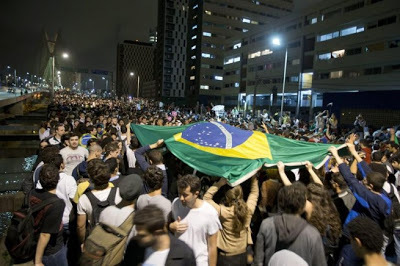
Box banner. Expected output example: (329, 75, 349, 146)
(131, 122, 345, 186)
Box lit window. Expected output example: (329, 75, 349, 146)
(214, 76, 223, 81)
(200, 85, 209, 90)
(224, 56, 240, 65)
(233, 43, 242, 49)
(248, 51, 260, 59)
(248, 49, 272, 59)
(190, 76, 195, 80)
(356, 26, 364, 33)
(243, 29, 249, 32)
(261, 49, 273, 56)
(290, 76, 299, 82)
(311, 18, 317, 24)
(251, 20, 259, 25)
(234, 82, 240, 87)
(318, 53, 331, 60)
(191, 55, 196, 59)
(319, 31, 339, 42)
(191, 35, 197, 40)
(330, 71, 343, 79)
(193, 4, 198, 9)
(242, 18, 251, 23)
(341, 27, 357, 36)
(202, 53, 211, 58)
(192, 25, 198, 30)
(191, 45, 196, 50)
(205, 10, 212, 15)
(191, 66, 196, 70)
(332, 49, 345, 58)
(203, 32, 212, 37)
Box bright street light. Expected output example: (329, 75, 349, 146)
(272, 37, 288, 120)
(89, 79, 92, 82)
(272, 38, 281, 46)
(62, 53, 69, 59)
(130, 72, 134, 76)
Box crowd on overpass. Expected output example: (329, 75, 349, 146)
(6, 91, 400, 266)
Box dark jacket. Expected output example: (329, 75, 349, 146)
(339, 161, 391, 229)
(134, 145, 168, 197)
(123, 234, 196, 266)
(254, 214, 327, 266)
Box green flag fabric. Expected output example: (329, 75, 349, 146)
(131, 122, 345, 186)
(131, 124, 192, 146)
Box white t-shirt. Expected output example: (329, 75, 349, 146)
(136, 194, 171, 221)
(171, 199, 221, 266)
(60, 146, 88, 175)
(77, 187, 122, 223)
(124, 141, 137, 168)
(56, 172, 77, 225)
(143, 248, 170, 266)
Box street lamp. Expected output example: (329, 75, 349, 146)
(129, 72, 140, 98)
(102, 77, 108, 93)
(51, 52, 69, 100)
(272, 37, 288, 119)
(89, 79, 95, 91)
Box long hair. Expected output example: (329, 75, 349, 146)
(306, 183, 342, 244)
(224, 185, 249, 234)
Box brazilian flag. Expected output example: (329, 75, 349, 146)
(132, 122, 345, 186)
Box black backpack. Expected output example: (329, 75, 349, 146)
(85, 187, 117, 231)
(5, 194, 59, 263)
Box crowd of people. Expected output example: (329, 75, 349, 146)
(7, 91, 400, 266)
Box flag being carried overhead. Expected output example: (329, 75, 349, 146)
(131, 122, 344, 186)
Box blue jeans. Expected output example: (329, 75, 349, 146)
(42, 244, 67, 266)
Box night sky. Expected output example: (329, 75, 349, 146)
(0, 0, 320, 77)
(0, 0, 158, 76)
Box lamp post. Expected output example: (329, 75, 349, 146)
(130, 72, 140, 98)
(102, 77, 108, 93)
(272, 38, 288, 119)
(50, 52, 69, 100)
(89, 79, 95, 91)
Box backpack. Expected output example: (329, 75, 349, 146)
(85, 187, 117, 231)
(80, 212, 134, 266)
(5, 194, 59, 263)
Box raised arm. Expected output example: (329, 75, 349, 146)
(277, 161, 292, 186)
(246, 176, 260, 215)
(134, 139, 164, 171)
(204, 178, 226, 214)
(305, 161, 323, 185)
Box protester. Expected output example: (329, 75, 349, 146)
(136, 165, 172, 221)
(135, 139, 168, 197)
(254, 182, 327, 265)
(170, 174, 221, 266)
(203, 176, 259, 265)
(123, 205, 196, 265)
(32, 164, 67, 266)
(76, 159, 122, 244)
(59, 132, 88, 176)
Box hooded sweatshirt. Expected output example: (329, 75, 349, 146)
(254, 214, 327, 266)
